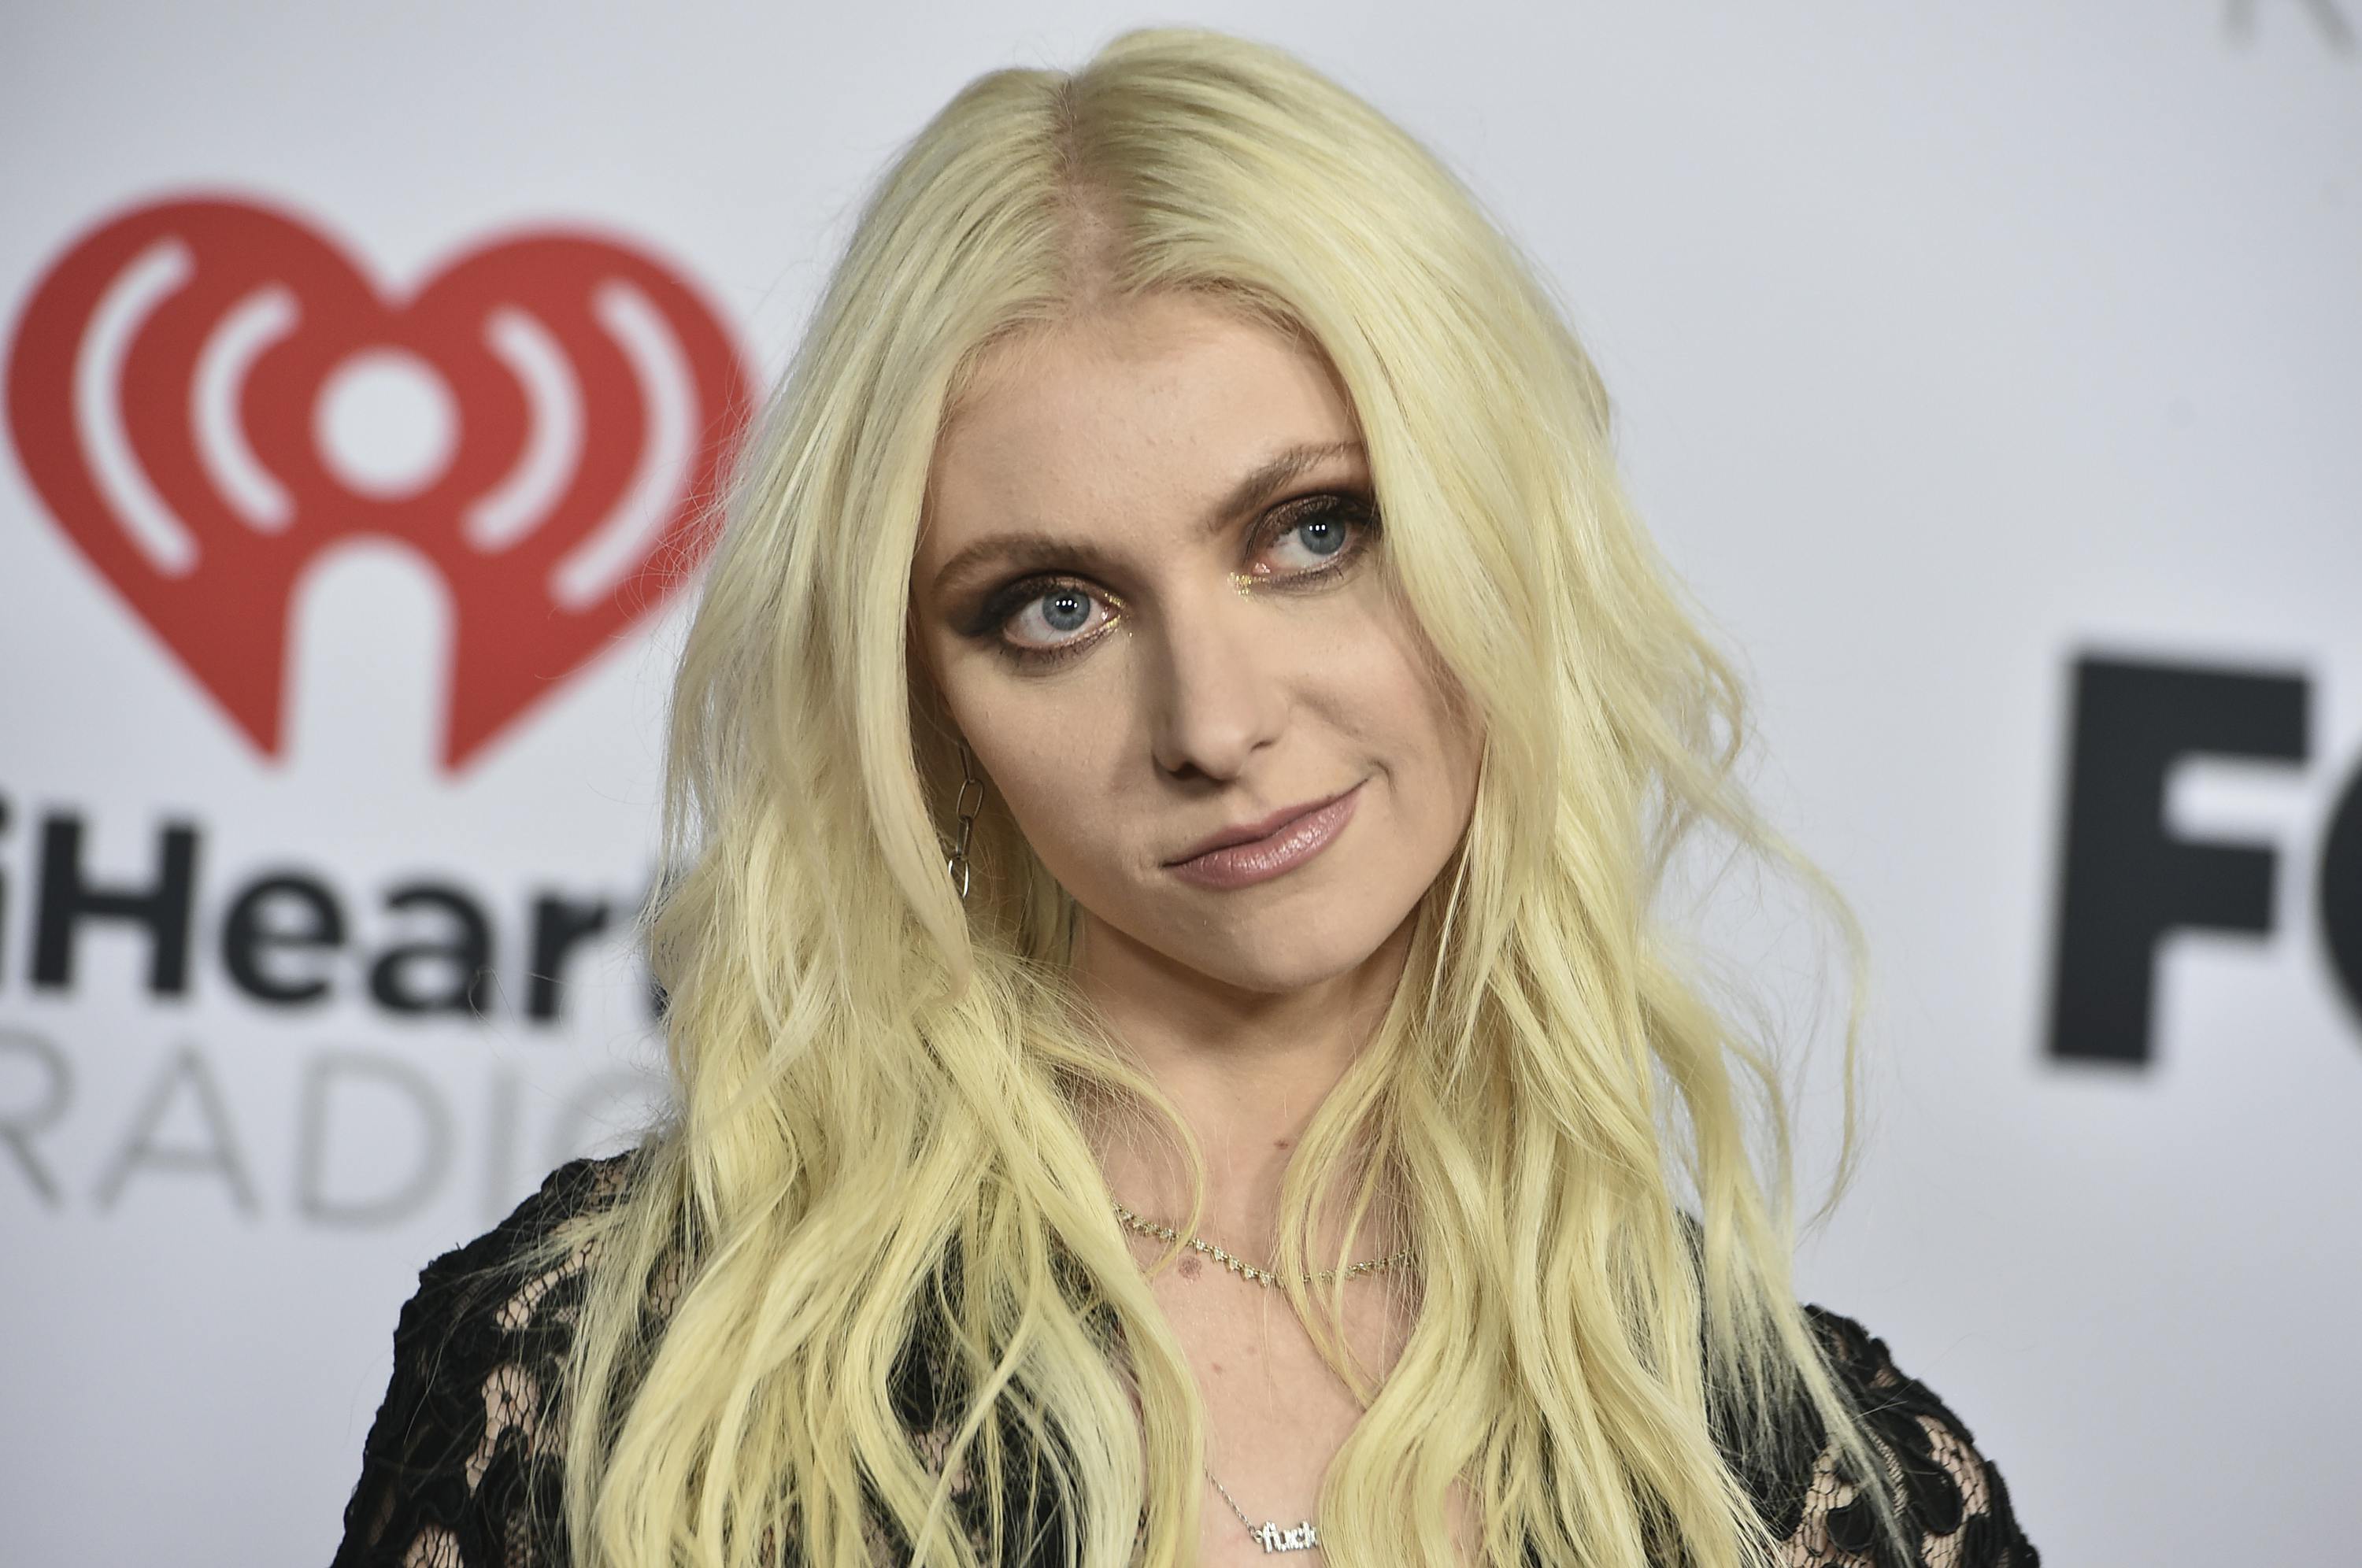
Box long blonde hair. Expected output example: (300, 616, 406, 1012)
(515, 25, 1911, 1568)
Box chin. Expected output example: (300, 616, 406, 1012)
(1181, 919, 1398, 993)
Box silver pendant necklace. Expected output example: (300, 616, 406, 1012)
(1109, 1198, 1414, 1289)
(1110, 1199, 1411, 1555)
(1205, 1465, 1322, 1554)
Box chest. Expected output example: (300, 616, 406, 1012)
(1138, 1256, 1479, 1566)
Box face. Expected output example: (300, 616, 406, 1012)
(908, 291, 1482, 1000)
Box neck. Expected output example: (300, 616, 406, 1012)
(1071, 908, 1416, 1263)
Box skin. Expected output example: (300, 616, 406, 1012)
(907, 290, 1483, 1562)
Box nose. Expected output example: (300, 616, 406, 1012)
(1146, 579, 1289, 782)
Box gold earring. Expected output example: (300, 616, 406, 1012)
(946, 742, 983, 901)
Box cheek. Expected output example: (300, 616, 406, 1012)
(961, 693, 1135, 867)
(1355, 616, 1464, 752)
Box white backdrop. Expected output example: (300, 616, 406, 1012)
(4, 5, 2356, 1564)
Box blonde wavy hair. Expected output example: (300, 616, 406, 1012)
(512, 24, 1912, 1568)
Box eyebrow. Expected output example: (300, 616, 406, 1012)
(925, 438, 1368, 603)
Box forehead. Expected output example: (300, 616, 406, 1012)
(921, 295, 1360, 552)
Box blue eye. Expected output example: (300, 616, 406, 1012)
(1275, 510, 1349, 563)
(979, 493, 1381, 671)
(1225, 494, 1378, 590)
(1003, 584, 1101, 649)
(1038, 588, 1092, 634)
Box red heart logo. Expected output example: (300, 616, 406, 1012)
(6, 194, 756, 772)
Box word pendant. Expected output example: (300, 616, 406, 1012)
(1252, 1521, 1321, 1553)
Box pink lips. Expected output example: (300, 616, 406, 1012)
(1164, 780, 1364, 889)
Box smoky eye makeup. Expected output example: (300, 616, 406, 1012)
(955, 487, 1383, 670)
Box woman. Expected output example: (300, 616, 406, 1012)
(331, 27, 2037, 1568)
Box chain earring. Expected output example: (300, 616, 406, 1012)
(945, 741, 983, 901)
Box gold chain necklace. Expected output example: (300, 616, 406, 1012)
(1108, 1198, 1414, 1288)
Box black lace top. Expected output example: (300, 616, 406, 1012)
(329, 1154, 2039, 1568)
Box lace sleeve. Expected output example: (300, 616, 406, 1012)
(328, 1158, 1017, 1568)
(1768, 1305, 2040, 1568)
(329, 1153, 635, 1568)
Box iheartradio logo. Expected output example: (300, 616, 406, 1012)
(5, 194, 757, 771)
